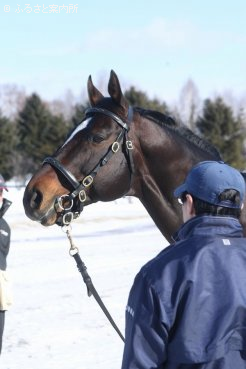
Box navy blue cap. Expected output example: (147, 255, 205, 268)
(174, 161, 245, 208)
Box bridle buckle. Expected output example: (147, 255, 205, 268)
(126, 140, 133, 150)
(82, 175, 93, 187)
(79, 190, 87, 202)
(62, 211, 74, 225)
(112, 141, 120, 153)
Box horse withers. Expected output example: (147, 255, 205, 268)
(23, 70, 246, 242)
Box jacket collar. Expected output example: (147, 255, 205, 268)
(173, 215, 243, 242)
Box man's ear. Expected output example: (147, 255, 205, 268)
(186, 194, 196, 217)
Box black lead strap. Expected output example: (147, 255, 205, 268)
(65, 226, 125, 343)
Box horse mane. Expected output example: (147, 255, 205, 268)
(135, 107, 222, 160)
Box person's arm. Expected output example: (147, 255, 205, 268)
(0, 216, 12, 311)
(0, 198, 12, 218)
(121, 271, 169, 369)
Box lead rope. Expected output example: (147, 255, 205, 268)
(63, 225, 125, 343)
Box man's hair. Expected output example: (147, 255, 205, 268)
(192, 189, 242, 218)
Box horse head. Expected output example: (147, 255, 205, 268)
(23, 71, 137, 226)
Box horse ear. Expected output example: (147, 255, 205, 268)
(87, 75, 104, 106)
(108, 70, 128, 110)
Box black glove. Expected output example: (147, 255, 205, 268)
(0, 198, 12, 218)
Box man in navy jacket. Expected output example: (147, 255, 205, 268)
(121, 161, 246, 369)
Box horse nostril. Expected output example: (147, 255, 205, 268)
(30, 189, 43, 210)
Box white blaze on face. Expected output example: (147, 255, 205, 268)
(62, 118, 91, 147)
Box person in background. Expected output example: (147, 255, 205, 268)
(121, 161, 246, 369)
(0, 174, 12, 354)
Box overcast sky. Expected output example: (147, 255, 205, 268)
(1, 1, 246, 104)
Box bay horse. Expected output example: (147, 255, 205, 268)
(23, 70, 246, 242)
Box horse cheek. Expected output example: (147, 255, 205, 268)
(93, 161, 130, 201)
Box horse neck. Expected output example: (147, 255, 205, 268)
(129, 115, 218, 242)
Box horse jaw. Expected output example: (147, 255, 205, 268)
(108, 70, 128, 111)
(87, 75, 104, 106)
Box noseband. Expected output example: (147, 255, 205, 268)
(43, 106, 134, 226)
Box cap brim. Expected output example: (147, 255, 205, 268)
(173, 183, 187, 198)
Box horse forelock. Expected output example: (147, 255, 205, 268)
(136, 107, 222, 160)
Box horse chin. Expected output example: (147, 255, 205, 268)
(39, 208, 58, 226)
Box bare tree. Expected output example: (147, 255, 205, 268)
(47, 88, 76, 122)
(178, 79, 201, 131)
(238, 94, 246, 127)
(0, 84, 26, 119)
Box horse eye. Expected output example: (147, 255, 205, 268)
(89, 134, 105, 143)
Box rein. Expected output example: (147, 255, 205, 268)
(64, 225, 125, 342)
(43, 106, 134, 226)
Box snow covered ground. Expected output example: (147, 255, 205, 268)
(1, 188, 167, 369)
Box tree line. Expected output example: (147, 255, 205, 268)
(0, 85, 245, 181)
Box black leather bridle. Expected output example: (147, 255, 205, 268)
(43, 106, 134, 226)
